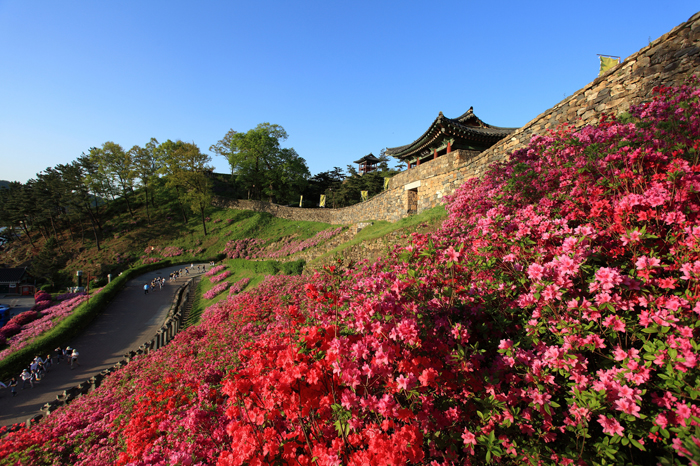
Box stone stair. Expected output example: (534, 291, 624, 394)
(181, 276, 199, 326)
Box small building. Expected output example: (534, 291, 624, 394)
(0, 268, 34, 296)
(353, 153, 381, 175)
(386, 107, 516, 169)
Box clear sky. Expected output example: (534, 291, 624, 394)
(1, 1, 698, 183)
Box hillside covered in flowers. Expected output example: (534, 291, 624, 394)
(1, 81, 700, 465)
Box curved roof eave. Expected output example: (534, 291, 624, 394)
(386, 110, 517, 160)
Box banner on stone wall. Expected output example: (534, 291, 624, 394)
(598, 55, 620, 76)
(361, 191, 368, 202)
(319, 195, 326, 208)
(384, 177, 390, 190)
(299, 195, 303, 207)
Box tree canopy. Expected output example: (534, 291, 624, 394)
(212, 123, 310, 204)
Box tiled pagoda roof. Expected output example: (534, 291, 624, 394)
(353, 153, 381, 164)
(386, 107, 517, 161)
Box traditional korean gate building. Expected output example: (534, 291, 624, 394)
(385, 107, 516, 215)
(0, 267, 34, 295)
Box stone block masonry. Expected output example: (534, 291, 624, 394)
(215, 11, 700, 226)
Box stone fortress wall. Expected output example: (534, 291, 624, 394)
(216, 12, 700, 225)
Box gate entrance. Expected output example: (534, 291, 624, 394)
(407, 188, 418, 215)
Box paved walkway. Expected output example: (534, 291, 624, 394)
(0, 264, 207, 426)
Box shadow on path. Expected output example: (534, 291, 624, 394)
(0, 264, 206, 426)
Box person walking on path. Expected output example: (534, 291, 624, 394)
(144, 283, 149, 295)
(54, 346, 63, 364)
(20, 369, 33, 389)
(70, 349, 81, 369)
(9, 378, 17, 397)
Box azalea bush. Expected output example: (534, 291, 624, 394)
(1, 81, 699, 465)
(203, 281, 231, 300)
(210, 271, 232, 284)
(160, 246, 184, 258)
(228, 277, 251, 296)
(0, 295, 90, 363)
(205, 265, 227, 277)
(222, 227, 344, 260)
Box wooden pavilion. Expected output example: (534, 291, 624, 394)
(386, 107, 516, 169)
(354, 153, 381, 175)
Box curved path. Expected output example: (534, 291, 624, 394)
(0, 264, 206, 427)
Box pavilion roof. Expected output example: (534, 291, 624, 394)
(385, 107, 517, 160)
(0, 268, 27, 284)
(353, 153, 382, 164)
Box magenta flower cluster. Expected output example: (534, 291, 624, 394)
(223, 227, 343, 260)
(228, 277, 251, 296)
(160, 246, 184, 258)
(203, 281, 231, 299)
(0, 294, 90, 362)
(210, 270, 231, 284)
(204, 265, 227, 277)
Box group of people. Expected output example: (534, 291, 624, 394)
(1, 347, 80, 397)
(144, 276, 165, 294)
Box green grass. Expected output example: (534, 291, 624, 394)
(136, 208, 337, 268)
(184, 258, 306, 327)
(308, 205, 447, 268)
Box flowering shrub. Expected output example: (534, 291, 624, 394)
(160, 246, 184, 258)
(203, 281, 231, 300)
(34, 291, 51, 302)
(1, 82, 699, 465)
(0, 294, 91, 362)
(55, 292, 86, 301)
(7, 311, 38, 327)
(204, 265, 227, 277)
(228, 277, 251, 296)
(210, 271, 231, 284)
(141, 257, 160, 265)
(30, 301, 52, 313)
(0, 323, 20, 339)
(223, 228, 344, 260)
(223, 238, 266, 259)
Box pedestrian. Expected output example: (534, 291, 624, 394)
(71, 348, 80, 369)
(54, 346, 63, 364)
(30, 359, 39, 380)
(9, 378, 17, 396)
(45, 354, 52, 370)
(20, 369, 33, 389)
(63, 346, 71, 361)
(144, 283, 149, 295)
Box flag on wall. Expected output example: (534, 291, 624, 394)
(384, 177, 390, 190)
(299, 195, 303, 207)
(599, 55, 620, 76)
(319, 195, 326, 208)
(361, 191, 368, 202)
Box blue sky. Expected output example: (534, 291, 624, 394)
(1, 1, 698, 183)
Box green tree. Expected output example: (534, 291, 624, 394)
(214, 123, 310, 202)
(130, 139, 162, 224)
(29, 237, 66, 289)
(92, 142, 137, 218)
(161, 141, 213, 234)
